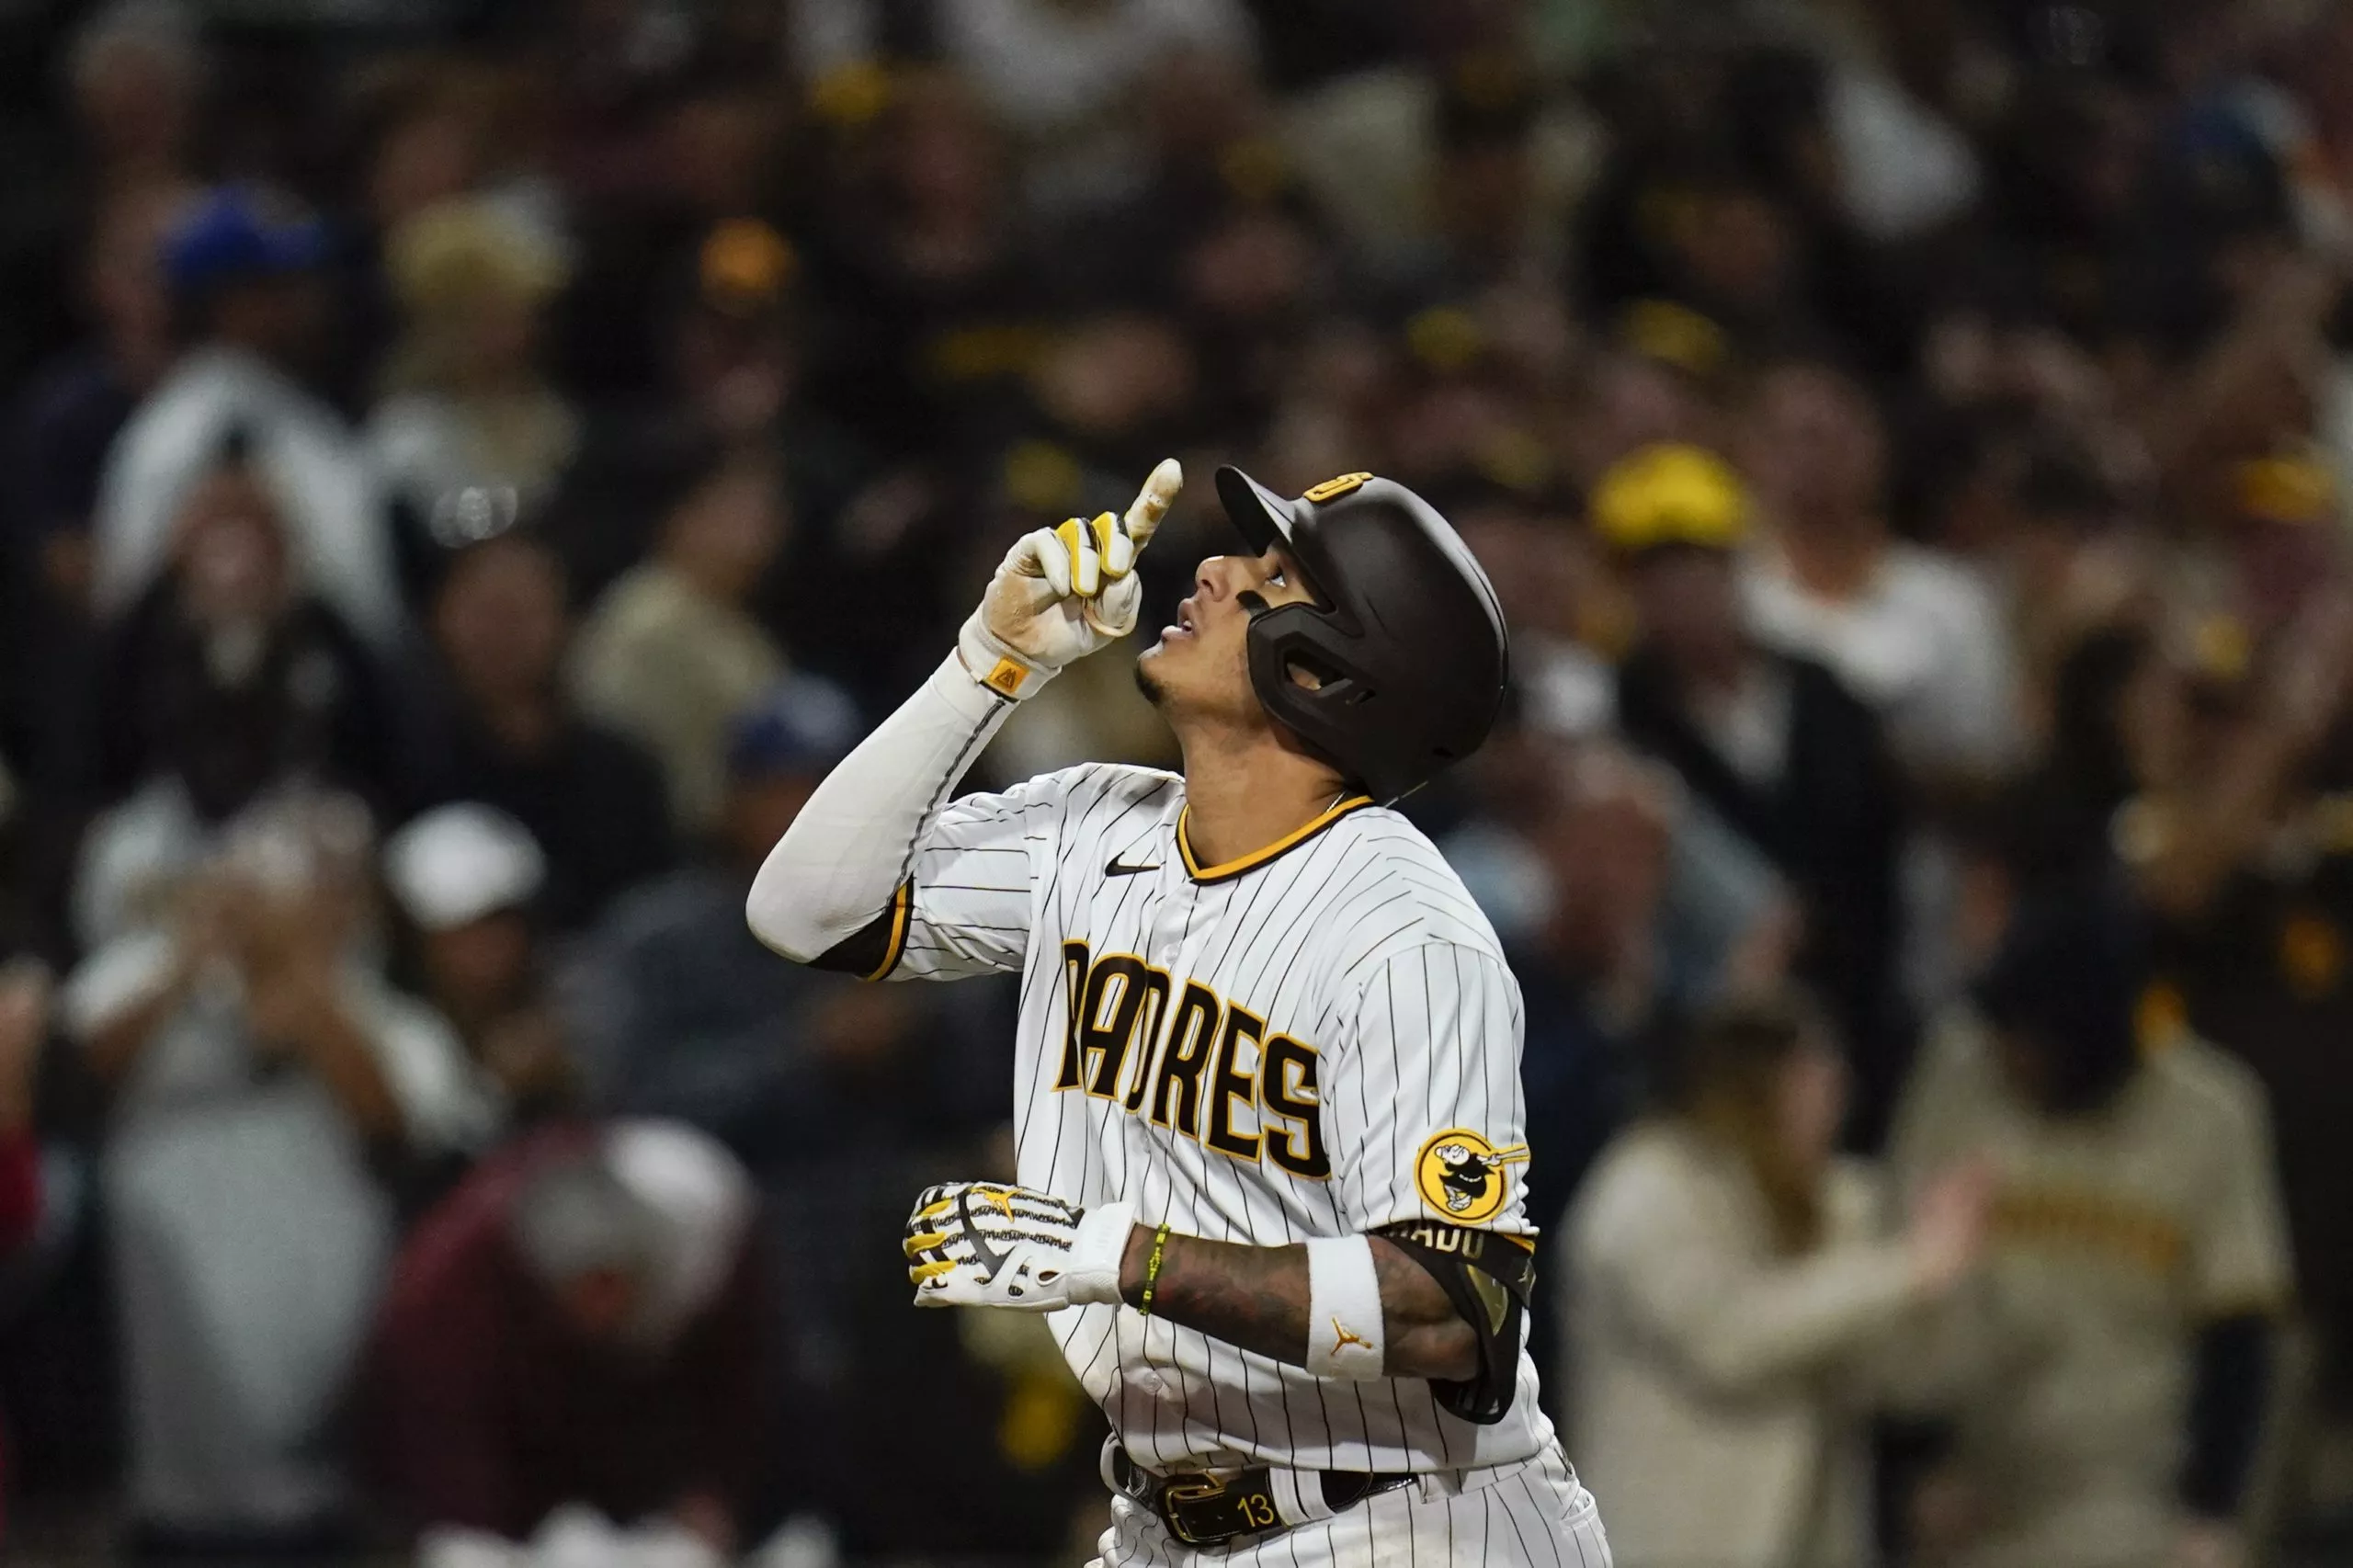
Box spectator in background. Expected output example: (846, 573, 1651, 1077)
(550, 220, 864, 646)
(935, 0, 1256, 212)
(571, 449, 790, 835)
(1596, 442, 1913, 1146)
(368, 198, 579, 600)
(1739, 358, 2023, 788)
(1507, 739, 1669, 1228)
(1393, 52, 1558, 306)
(2110, 591, 2353, 1437)
(566, 674, 863, 1139)
(1889, 886, 2292, 1568)
(1938, 434, 2145, 732)
(58, 795, 480, 1559)
(69, 446, 407, 958)
(93, 187, 404, 646)
(809, 68, 1041, 463)
(10, 184, 185, 594)
(89, 441, 403, 816)
(1999, 592, 2353, 926)
(67, 0, 202, 202)
(364, 1119, 766, 1568)
(416, 531, 673, 932)
(0, 960, 49, 1545)
(566, 675, 1014, 1549)
(382, 805, 577, 1153)
(5, 182, 187, 791)
(335, 61, 536, 384)
(352, 62, 514, 253)
(1564, 994, 1990, 1568)
(565, 675, 938, 1395)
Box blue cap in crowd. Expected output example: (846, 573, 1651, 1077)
(163, 185, 329, 300)
(726, 674, 861, 780)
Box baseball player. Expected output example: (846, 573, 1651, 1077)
(1884, 885, 2292, 1568)
(747, 460, 1609, 1563)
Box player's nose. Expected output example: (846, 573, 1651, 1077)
(1194, 554, 1245, 602)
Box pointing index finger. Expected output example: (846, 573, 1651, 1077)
(1106, 458, 1182, 580)
(1124, 458, 1183, 543)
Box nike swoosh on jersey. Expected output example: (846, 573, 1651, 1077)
(1105, 855, 1161, 876)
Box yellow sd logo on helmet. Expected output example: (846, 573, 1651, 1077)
(1414, 1129, 1529, 1224)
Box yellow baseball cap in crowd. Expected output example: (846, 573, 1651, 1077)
(2235, 453, 2336, 528)
(1588, 443, 1752, 557)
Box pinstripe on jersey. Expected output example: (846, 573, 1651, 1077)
(884, 760, 1560, 1476)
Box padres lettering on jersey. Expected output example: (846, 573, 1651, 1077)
(1055, 941, 1331, 1179)
(878, 760, 1556, 1477)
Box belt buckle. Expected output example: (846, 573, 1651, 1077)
(1162, 1471, 1281, 1545)
(1160, 1472, 1228, 1546)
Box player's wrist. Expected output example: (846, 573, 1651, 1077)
(1062, 1198, 1136, 1305)
(1116, 1220, 1157, 1307)
(957, 611, 1058, 701)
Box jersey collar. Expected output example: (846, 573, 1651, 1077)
(1176, 795, 1374, 885)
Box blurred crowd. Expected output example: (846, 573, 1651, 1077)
(3, 0, 2353, 1564)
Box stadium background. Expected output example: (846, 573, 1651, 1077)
(1, 0, 2352, 1563)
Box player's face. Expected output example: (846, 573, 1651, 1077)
(1136, 543, 1318, 723)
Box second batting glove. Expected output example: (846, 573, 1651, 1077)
(903, 1181, 1136, 1312)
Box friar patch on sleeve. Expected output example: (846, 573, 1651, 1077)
(1414, 1129, 1529, 1223)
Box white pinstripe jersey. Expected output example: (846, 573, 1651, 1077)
(873, 759, 1558, 1475)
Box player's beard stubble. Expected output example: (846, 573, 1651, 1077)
(1135, 645, 1295, 735)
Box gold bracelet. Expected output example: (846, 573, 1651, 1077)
(1137, 1221, 1174, 1316)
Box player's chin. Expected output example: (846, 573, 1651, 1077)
(1134, 644, 1171, 708)
(1138, 631, 1188, 669)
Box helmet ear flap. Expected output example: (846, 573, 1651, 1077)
(1245, 604, 1388, 793)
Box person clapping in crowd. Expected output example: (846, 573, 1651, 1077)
(1563, 994, 1990, 1568)
(60, 794, 478, 1558)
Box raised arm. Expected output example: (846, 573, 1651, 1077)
(744, 653, 1017, 962)
(747, 460, 1181, 964)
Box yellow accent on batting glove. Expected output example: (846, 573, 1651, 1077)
(903, 1181, 1137, 1312)
(957, 458, 1182, 698)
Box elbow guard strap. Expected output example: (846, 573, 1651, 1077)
(1373, 1220, 1535, 1424)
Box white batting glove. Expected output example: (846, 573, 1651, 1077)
(958, 458, 1183, 699)
(903, 1181, 1136, 1312)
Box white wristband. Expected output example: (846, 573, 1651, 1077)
(1305, 1235, 1385, 1379)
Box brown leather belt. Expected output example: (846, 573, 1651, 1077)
(1108, 1446, 1415, 1546)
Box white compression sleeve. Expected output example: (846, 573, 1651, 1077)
(745, 652, 1017, 962)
